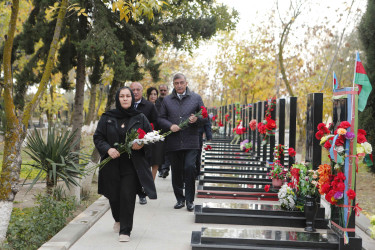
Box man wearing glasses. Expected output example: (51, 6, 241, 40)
(158, 73, 208, 212)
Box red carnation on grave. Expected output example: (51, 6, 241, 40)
(137, 128, 146, 139)
(218, 120, 224, 127)
(212, 115, 217, 121)
(324, 140, 332, 150)
(323, 127, 331, 134)
(150, 123, 154, 130)
(358, 129, 367, 136)
(337, 182, 345, 192)
(347, 189, 356, 200)
(264, 185, 270, 192)
(225, 114, 230, 121)
(321, 183, 331, 194)
(201, 106, 208, 118)
(339, 121, 351, 129)
(315, 130, 324, 140)
(357, 134, 367, 143)
(336, 172, 346, 181)
(288, 148, 296, 157)
(335, 135, 345, 146)
(258, 122, 266, 134)
(249, 120, 257, 131)
(265, 117, 276, 130)
(317, 123, 327, 131)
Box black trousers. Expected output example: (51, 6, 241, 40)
(109, 172, 141, 235)
(168, 150, 197, 203)
(159, 155, 171, 173)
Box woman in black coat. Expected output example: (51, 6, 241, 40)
(93, 86, 157, 242)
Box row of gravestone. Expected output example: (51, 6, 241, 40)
(191, 93, 361, 249)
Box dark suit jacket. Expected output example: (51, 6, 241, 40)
(136, 97, 158, 126)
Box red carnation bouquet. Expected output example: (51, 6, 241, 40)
(257, 97, 277, 145)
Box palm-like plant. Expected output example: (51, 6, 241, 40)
(24, 127, 88, 195)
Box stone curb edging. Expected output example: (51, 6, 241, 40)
(39, 196, 109, 250)
(356, 213, 373, 238)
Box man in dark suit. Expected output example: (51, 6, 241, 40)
(158, 73, 208, 212)
(156, 84, 171, 178)
(130, 82, 158, 205)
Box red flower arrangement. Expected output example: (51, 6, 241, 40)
(257, 122, 266, 134)
(201, 106, 208, 118)
(218, 120, 224, 127)
(264, 185, 270, 192)
(249, 119, 257, 131)
(212, 115, 217, 121)
(257, 97, 276, 145)
(225, 114, 230, 122)
(288, 148, 296, 157)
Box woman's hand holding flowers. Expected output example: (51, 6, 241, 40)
(131, 143, 143, 150)
(108, 148, 121, 159)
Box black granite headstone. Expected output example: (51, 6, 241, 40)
(252, 103, 257, 154)
(305, 93, 323, 170)
(285, 97, 297, 166)
(276, 98, 286, 166)
(262, 100, 268, 162)
(257, 101, 263, 159)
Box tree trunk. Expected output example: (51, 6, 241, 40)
(0, 0, 68, 243)
(94, 84, 104, 120)
(85, 83, 97, 125)
(105, 78, 122, 111)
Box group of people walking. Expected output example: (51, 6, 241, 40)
(93, 73, 210, 242)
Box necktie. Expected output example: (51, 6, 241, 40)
(134, 103, 138, 109)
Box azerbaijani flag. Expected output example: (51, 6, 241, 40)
(333, 71, 338, 90)
(354, 52, 372, 111)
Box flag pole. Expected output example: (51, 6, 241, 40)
(352, 51, 357, 91)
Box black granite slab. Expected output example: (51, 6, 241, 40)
(203, 160, 263, 166)
(204, 155, 257, 161)
(200, 182, 269, 192)
(202, 165, 268, 174)
(199, 178, 271, 186)
(194, 203, 328, 229)
(191, 228, 338, 250)
(202, 173, 268, 180)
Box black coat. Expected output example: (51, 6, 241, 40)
(93, 113, 157, 201)
(136, 98, 158, 125)
(158, 87, 208, 152)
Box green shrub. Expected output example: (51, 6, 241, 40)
(5, 195, 77, 250)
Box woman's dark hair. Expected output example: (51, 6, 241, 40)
(146, 87, 159, 101)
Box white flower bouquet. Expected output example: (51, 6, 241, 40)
(278, 183, 297, 210)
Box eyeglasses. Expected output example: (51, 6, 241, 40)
(160, 89, 167, 92)
(173, 81, 186, 86)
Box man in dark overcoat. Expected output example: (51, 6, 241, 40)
(130, 81, 158, 205)
(158, 73, 208, 211)
(156, 84, 171, 178)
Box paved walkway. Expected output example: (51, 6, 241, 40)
(69, 175, 277, 250)
(42, 174, 375, 250)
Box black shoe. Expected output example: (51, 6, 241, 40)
(162, 170, 169, 178)
(186, 201, 194, 212)
(139, 197, 147, 205)
(158, 171, 163, 177)
(174, 201, 185, 209)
